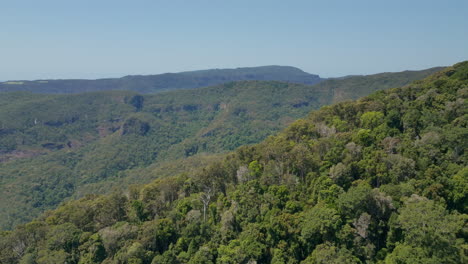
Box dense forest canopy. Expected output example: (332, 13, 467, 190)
(0, 68, 440, 230)
(0, 61, 465, 263)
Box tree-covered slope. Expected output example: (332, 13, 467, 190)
(0, 61, 465, 264)
(0, 68, 441, 230)
(325, 67, 445, 102)
(0, 66, 323, 94)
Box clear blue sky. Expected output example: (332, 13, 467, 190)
(1, 0, 467, 80)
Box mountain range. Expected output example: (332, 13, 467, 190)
(0, 66, 442, 230)
(0, 61, 465, 263)
(0, 66, 323, 94)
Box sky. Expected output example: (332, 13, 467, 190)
(1, 0, 467, 80)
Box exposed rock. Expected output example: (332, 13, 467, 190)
(121, 117, 150, 136)
(41, 143, 64, 150)
(0, 149, 44, 163)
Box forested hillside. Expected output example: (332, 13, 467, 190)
(0, 68, 441, 230)
(0, 61, 466, 263)
(0, 66, 323, 94)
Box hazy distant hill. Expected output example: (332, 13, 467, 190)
(0, 67, 442, 230)
(0, 66, 323, 94)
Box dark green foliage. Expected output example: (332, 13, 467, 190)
(302, 243, 360, 264)
(0, 62, 465, 263)
(0, 68, 438, 230)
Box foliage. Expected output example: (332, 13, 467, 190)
(0, 67, 437, 229)
(0, 62, 466, 263)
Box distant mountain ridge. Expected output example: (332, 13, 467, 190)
(0, 66, 323, 94)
